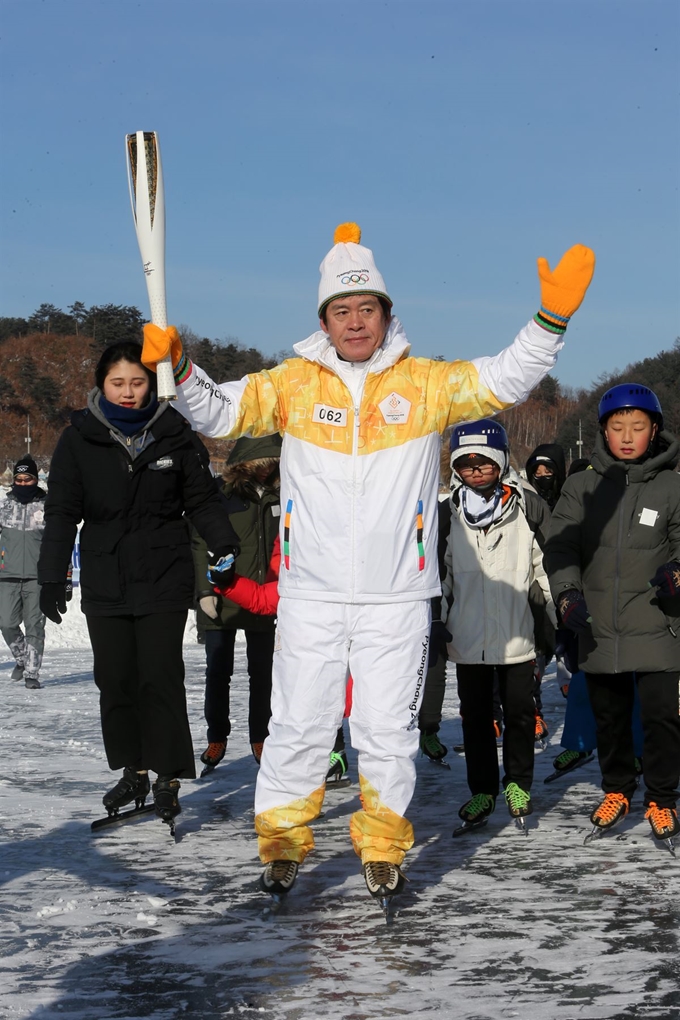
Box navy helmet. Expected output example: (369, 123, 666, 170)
(450, 418, 509, 474)
(598, 384, 663, 427)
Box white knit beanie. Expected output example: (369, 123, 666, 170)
(318, 223, 392, 317)
(450, 445, 507, 475)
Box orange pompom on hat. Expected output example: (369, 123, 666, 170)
(317, 222, 392, 317)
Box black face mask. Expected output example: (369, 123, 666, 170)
(11, 483, 38, 504)
(533, 474, 558, 500)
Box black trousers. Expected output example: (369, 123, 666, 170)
(86, 612, 195, 779)
(204, 628, 275, 744)
(457, 661, 535, 796)
(585, 671, 680, 807)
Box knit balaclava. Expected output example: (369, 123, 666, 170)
(318, 223, 392, 319)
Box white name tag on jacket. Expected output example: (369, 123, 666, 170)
(639, 508, 659, 527)
(312, 403, 347, 426)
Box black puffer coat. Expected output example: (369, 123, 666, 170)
(545, 430, 680, 674)
(38, 393, 239, 616)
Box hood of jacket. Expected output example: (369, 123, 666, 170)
(526, 443, 567, 488)
(227, 432, 283, 466)
(590, 429, 679, 483)
(450, 464, 527, 518)
(68, 389, 178, 455)
(292, 316, 411, 375)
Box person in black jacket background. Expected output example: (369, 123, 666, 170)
(37, 342, 239, 827)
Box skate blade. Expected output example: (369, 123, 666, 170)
(535, 739, 548, 751)
(514, 816, 529, 835)
(325, 776, 353, 789)
(378, 895, 393, 924)
(452, 818, 489, 838)
(425, 757, 451, 770)
(261, 893, 286, 919)
(200, 762, 217, 778)
(91, 803, 155, 832)
(584, 826, 606, 845)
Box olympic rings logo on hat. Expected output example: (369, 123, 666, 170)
(340, 271, 370, 286)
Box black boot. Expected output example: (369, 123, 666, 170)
(103, 767, 150, 814)
(152, 776, 181, 821)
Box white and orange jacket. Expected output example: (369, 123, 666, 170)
(174, 317, 563, 605)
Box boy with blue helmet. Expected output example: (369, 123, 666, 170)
(443, 419, 555, 833)
(546, 384, 680, 846)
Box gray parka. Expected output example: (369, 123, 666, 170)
(545, 430, 680, 674)
(0, 487, 46, 580)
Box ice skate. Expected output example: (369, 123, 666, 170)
(24, 676, 42, 689)
(504, 782, 532, 834)
(11, 664, 24, 681)
(585, 792, 629, 843)
(645, 803, 679, 856)
(453, 793, 496, 837)
(363, 861, 406, 923)
(152, 776, 181, 836)
(325, 749, 351, 788)
(260, 860, 299, 913)
(200, 740, 227, 776)
(103, 766, 151, 815)
(251, 742, 264, 765)
(543, 748, 594, 784)
(534, 713, 549, 749)
(419, 730, 450, 769)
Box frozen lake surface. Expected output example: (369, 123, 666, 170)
(1, 600, 678, 1019)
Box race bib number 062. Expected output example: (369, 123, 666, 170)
(312, 403, 348, 426)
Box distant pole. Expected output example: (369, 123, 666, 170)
(576, 419, 583, 459)
(25, 416, 31, 454)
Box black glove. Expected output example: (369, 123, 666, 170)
(40, 582, 68, 625)
(557, 589, 591, 634)
(649, 561, 680, 598)
(206, 548, 237, 589)
(428, 620, 452, 668)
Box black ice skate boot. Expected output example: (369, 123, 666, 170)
(152, 776, 181, 835)
(645, 803, 679, 856)
(585, 792, 629, 843)
(200, 740, 227, 776)
(362, 861, 407, 922)
(260, 860, 299, 909)
(326, 749, 351, 787)
(103, 767, 151, 815)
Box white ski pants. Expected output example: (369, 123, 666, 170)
(254, 597, 431, 865)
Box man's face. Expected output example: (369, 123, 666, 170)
(604, 409, 657, 460)
(534, 464, 554, 478)
(14, 473, 36, 486)
(320, 294, 389, 363)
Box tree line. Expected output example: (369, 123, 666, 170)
(1, 302, 678, 473)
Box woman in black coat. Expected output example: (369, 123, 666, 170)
(38, 342, 239, 827)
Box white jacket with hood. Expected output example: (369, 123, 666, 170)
(172, 317, 563, 605)
(443, 467, 556, 664)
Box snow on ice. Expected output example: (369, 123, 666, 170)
(1, 590, 678, 1019)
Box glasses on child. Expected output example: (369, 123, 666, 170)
(455, 461, 497, 475)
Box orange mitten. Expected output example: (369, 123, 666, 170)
(141, 323, 184, 371)
(535, 244, 595, 333)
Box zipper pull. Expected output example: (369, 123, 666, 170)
(126, 436, 132, 447)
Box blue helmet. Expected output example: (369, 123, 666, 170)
(450, 418, 509, 471)
(598, 384, 663, 427)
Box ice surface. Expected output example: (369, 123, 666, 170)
(1, 611, 678, 1020)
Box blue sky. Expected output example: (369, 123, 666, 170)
(1, 0, 678, 388)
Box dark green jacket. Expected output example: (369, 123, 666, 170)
(193, 478, 280, 632)
(545, 430, 680, 674)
